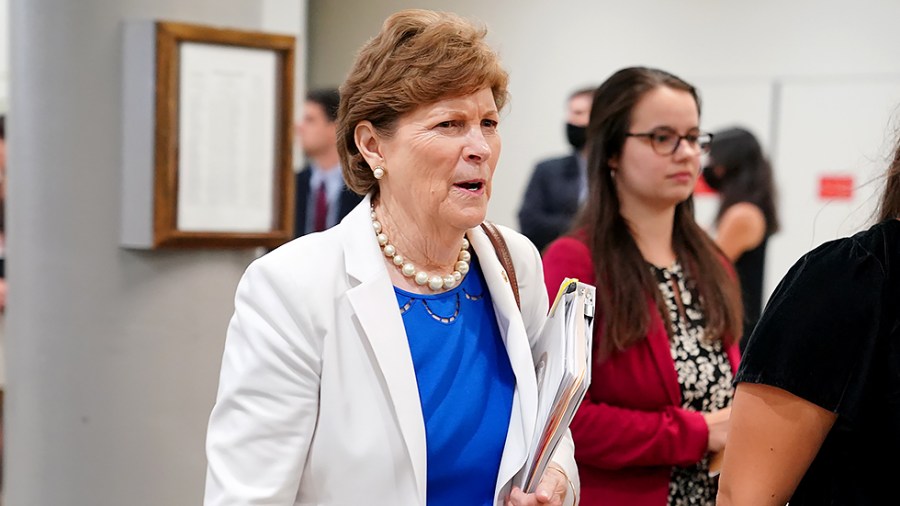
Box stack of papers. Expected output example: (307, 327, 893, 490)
(519, 277, 596, 492)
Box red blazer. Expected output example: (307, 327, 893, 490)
(543, 236, 740, 506)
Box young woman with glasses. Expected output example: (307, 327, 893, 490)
(542, 67, 743, 506)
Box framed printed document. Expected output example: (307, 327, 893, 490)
(121, 20, 295, 249)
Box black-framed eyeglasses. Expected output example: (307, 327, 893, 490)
(625, 127, 713, 155)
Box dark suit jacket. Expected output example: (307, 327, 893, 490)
(517, 153, 583, 253)
(294, 166, 363, 238)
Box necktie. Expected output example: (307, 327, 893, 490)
(313, 181, 328, 232)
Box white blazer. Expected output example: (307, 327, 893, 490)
(205, 195, 579, 506)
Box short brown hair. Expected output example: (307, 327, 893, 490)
(306, 88, 341, 123)
(338, 9, 509, 196)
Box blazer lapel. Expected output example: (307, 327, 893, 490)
(294, 168, 311, 237)
(646, 309, 681, 405)
(468, 226, 537, 494)
(341, 196, 427, 505)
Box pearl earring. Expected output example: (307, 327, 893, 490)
(373, 165, 385, 180)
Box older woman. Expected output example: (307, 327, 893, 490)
(204, 9, 578, 506)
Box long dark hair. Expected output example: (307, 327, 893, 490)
(575, 67, 743, 356)
(879, 134, 900, 221)
(707, 127, 780, 234)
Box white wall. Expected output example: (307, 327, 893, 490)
(308, 0, 900, 302)
(6, 1, 306, 504)
(0, 0, 7, 112)
(262, 0, 308, 169)
(766, 77, 900, 294)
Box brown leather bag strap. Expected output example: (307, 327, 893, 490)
(480, 221, 521, 310)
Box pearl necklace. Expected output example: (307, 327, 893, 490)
(371, 206, 471, 291)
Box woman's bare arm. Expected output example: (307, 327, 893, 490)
(716, 382, 837, 506)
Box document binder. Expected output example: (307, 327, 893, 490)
(519, 278, 596, 492)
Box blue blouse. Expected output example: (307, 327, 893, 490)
(395, 258, 515, 506)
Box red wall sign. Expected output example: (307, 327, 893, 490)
(694, 175, 716, 195)
(818, 175, 855, 200)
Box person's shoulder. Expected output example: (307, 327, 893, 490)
(720, 202, 765, 226)
(488, 223, 586, 257)
(543, 233, 591, 264)
(850, 218, 900, 254)
(843, 218, 900, 274)
(487, 223, 538, 257)
(545, 232, 589, 253)
(789, 220, 899, 280)
(477, 224, 545, 292)
(295, 166, 312, 185)
(825, 219, 898, 256)
(541, 232, 596, 286)
(717, 202, 767, 251)
(250, 226, 347, 286)
(534, 153, 577, 171)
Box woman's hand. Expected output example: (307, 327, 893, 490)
(704, 406, 732, 453)
(506, 466, 569, 506)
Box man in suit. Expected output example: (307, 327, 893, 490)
(517, 87, 594, 253)
(294, 88, 362, 238)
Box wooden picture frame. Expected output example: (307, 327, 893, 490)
(151, 21, 295, 249)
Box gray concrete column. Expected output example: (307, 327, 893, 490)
(6, 1, 301, 504)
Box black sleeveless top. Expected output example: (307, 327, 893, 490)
(734, 237, 767, 350)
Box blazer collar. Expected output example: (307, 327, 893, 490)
(341, 195, 427, 505)
(646, 308, 681, 405)
(468, 225, 537, 494)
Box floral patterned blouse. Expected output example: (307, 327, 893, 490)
(650, 261, 734, 506)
